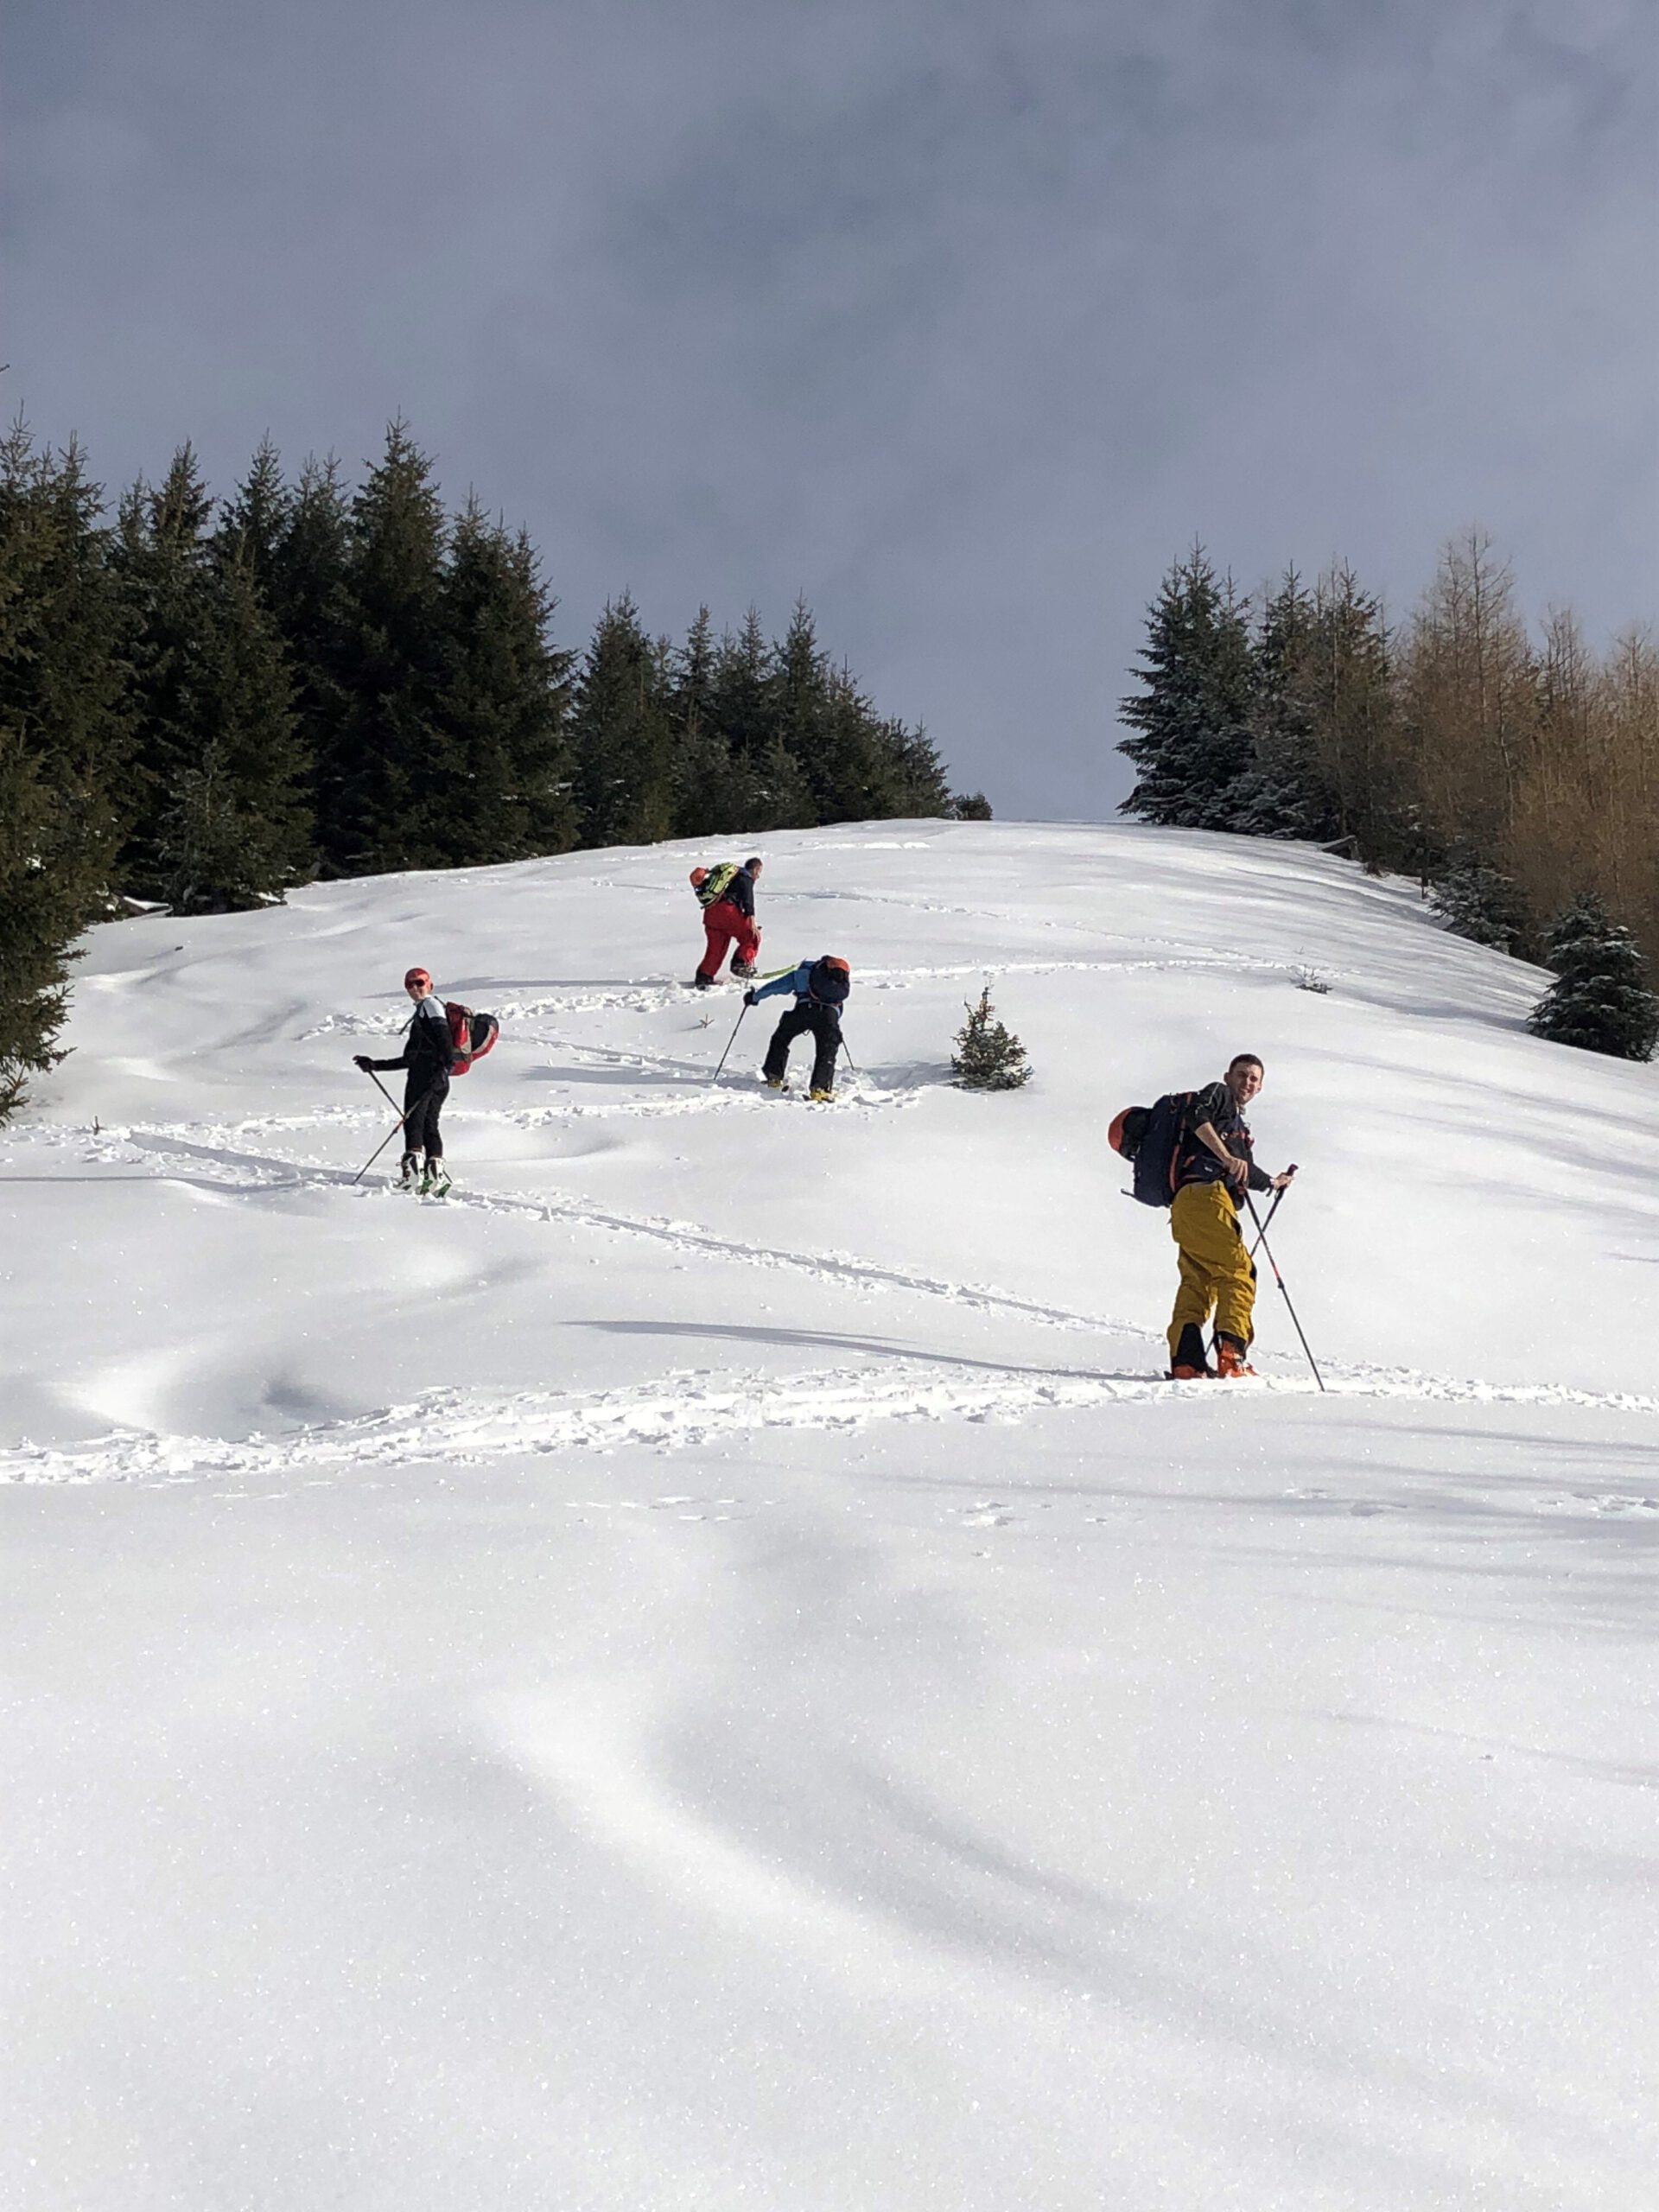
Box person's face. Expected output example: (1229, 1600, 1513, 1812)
(748, 861, 763, 879)
(407, 979, 431, 1001)
(1226, 1060, 1262, 1106)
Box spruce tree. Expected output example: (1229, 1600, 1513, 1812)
(1301, 564, 1405, 866)
(216, 436, 292, 590)
(153, 561, 310, 912)
(1528, 893, 1658, 1060)
(569, 594, 672, 847)
(429, 502, 575, 863)
(267, 455, 351, 846)
(321, 420, 448, 874)
(0, 428, 128, 1118)
(1231, 570, 1338, 841)
(1430, 853, 1531, 955)
(1118, 549, 1255, 828)
(880, 715, 954, 817)
(113, 448, 312, 912)
(951, 983, 1032, 1090)
(668, 607, 753, 835)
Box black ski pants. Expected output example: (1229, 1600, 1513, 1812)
(403, 1070, 448, 1158)
(762, 1003, 841, 1093)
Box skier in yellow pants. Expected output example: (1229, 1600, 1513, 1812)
(1168, 1055, 1296, 1379)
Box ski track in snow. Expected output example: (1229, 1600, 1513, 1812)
(4, 1110, 1656, 1486)
(6, 1353, 1654, 1495)
(4, 1355, 1654, 1490)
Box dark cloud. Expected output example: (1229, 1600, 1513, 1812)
(3, 0, 1654, 817)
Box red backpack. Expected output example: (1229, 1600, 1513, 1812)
(444, 1001, 499, 1075)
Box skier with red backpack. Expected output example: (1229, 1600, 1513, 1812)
(689, 856, 763, 988)
(353, 968, 474, 1195)
(1110, 1054, 1295, 1379)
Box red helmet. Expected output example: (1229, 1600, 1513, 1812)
(404, 967, 432, 990)
(821, 955, 849, 976)
(689, 868, 708, 888)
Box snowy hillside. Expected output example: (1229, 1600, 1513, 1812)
(3, 820, 1656, 2212)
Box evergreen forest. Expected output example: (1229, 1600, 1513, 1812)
(1, 418, 984, 1115)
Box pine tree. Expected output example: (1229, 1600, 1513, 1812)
(951, 983, 1032, 1090)
(879, 715, 954, 817)
(268, 454, 352, 842)
(1528, 893, 1658, 1060)
(1430, 853, 1531, 955)
(569, 594, 672, 847)
(216, 436, 292, 590)
(1300, 564, 1405, 865)
(707, 607, 777, 772)
(429, 502, 575, 863)
(321, 419, 448, 874)
(113, 446, 311, 911)
(1231, 570, 1338, 841)
(0, 428, 128, 1118)
(668, 607, 753, 835)
(1118, 549, 1255, 828)
(150, 550, 313, 912)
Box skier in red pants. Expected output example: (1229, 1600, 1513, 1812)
(689, 856, 763, 988)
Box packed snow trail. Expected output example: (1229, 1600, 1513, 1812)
(3, 821, 1656, 2212)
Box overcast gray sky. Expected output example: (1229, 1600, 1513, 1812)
(3, 0, 1654, 817)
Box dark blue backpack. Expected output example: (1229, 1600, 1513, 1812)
(1109, 1092, 1195, 1208)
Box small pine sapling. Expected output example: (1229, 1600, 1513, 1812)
(951, 983, 1032, 1090)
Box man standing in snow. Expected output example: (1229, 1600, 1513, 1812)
(690, 856, 763, 988)
(354, 967, 456, 1195)
(747, 955, 850, 1101)
(1167, 1054, 1295, 1379)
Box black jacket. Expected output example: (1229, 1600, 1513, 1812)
(721, 867, 757, 920)
(1178, 1080, 1273, 1194)
(367, 996, 455, 1080)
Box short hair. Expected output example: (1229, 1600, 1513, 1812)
(744, 855, 763, 870)
(1229, 1052, 1264, 1073)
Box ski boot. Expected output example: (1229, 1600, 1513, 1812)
(764, 1075, 786, 1091)
(397, 1152, 422, 1192)
(730, 959, 756, 981)
(1167, 1323, 1214, 1381)
(1215, 1335, 1256, 1379)
(421, 1160, 452, 1199)
(809, 1088, 835, 1104)
(690, 973, 715, 991)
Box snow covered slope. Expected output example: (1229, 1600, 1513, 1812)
(3, 821, 1656, 2211)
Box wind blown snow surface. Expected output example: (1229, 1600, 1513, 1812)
(3, 821, 1656, 2211)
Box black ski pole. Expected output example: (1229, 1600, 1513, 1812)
(1243, 1189, 1325, 1391)
(1246, 1166, 1296, 1257)
(351, 1073, 433, 1185)
(837, 1030, 858, 1084)
(710, 1002, 748, 1087)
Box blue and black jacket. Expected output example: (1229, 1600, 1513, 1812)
(751, 961, 848, 1021)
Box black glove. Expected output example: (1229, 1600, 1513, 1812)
(353, 1054, 374, 1072)
(743, 989, 757, 1007)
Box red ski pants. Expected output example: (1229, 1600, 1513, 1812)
(697, 899, 760, 980)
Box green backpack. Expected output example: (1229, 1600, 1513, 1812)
(691, 861, 740, 908)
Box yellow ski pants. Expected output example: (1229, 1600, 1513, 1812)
(1167, 1180, 1257, 1355)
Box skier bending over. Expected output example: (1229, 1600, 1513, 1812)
(1167, 1054, 1295, 1379)
(690, 856, 763, 988)
(355, 966, 456, 1195)
(747, 956, 851, 1101)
